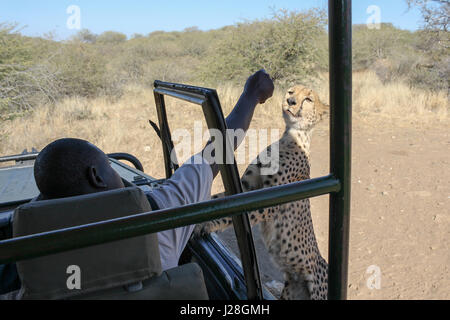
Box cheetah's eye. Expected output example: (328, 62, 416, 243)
(288, 91, 294, 95)
(305, 97, 314, 103)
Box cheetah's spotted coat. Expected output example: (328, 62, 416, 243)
(195, 85, 329, 300)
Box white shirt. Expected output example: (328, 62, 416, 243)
(145, 154, 213, 271)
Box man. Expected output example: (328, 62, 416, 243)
(33, 70, 274, 271)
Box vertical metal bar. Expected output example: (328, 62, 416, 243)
(328, 0, 352, 300)
(152, 82, 263, 300)
(153, 92, 179, 178)
(203, 91, 263, 300)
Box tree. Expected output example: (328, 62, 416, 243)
(97, 31, 127, 44)
(0, 23, 33, 79)
(200, 8, 327, 85)
(406, 0, 449, 48)
(73, 29, 98, 44)
(131, 33, 144, 39)
(352, 23, 415, 70)
(406, 0, 449, 90)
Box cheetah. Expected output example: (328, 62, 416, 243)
(194, 85, 329, 300)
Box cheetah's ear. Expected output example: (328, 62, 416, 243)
(317, 101, 330, 119)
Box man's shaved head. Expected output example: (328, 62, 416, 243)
(34, 138, 124, 200)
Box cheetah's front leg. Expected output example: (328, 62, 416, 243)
(280, 272, 318, 300)
(193, 206, 275, 237)
(193, 217, 234, 237)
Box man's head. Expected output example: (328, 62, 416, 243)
(34, 138, 125, 200)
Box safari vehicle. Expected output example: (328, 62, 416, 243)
(0, 0, 352, 300)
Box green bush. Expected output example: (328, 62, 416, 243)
(352, 22, 449, 91)
(73, 29, 98, 44)
(0, 23, 60, 117)
(0, 23, 33, 77)
(97, 31, 127, 44)
(50, 42, 109, 97)
(353, 23, 416, 71)
(198, 9, 328, 86)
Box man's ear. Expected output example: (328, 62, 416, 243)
(87, 166, 108, 189)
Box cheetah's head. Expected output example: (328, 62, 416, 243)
(282, 85, 329, 131)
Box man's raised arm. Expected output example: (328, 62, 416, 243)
(204, 69, 275, 178)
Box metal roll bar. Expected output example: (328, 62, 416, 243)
(328, 0, 352, 300)
(0, 175, 340, 265)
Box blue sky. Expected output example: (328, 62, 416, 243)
(1, 0, 422, 40)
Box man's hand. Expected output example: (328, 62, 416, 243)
(244, 69, 275, 104)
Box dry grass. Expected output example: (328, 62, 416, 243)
(352, 71, 448, 120)
(0, 71, 448, 183)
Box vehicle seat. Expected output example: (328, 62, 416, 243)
(12, 186, 208, 300)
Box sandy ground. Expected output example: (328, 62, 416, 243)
(219, 114, 450, 300)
